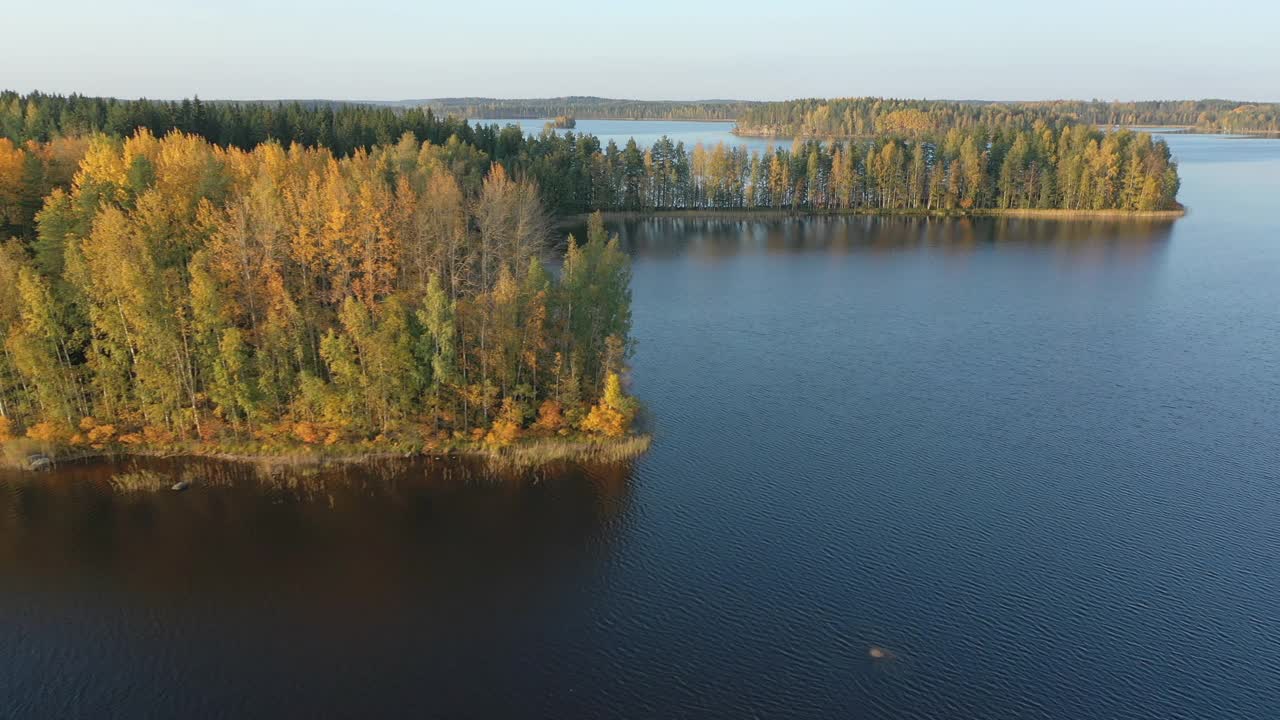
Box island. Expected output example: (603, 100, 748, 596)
(549, 114, 576, 129)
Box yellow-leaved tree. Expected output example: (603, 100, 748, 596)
(580, 372, 635, 438)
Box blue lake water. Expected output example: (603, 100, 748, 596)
(474, 117, 780, 153)
(2, 131, 1278, 718)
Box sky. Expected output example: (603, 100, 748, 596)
(5, 0, 1278, 102)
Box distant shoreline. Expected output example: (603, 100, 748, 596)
(733, 125, 1279, 139)
(559, 206, 1187, 226)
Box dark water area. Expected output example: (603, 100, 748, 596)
(4, 133, 1280, 718)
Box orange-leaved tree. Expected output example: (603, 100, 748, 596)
(579, 372, 635, 438)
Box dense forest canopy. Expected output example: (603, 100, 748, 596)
(734, 97, 1280, 137)
(0, 129, 637, 453)
(1, 91, 479, 154)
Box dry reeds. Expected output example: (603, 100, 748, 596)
(108, 469, 171, 492)
(487, 435, 652, 469)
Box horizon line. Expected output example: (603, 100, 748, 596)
(8, 90, 1279, 106)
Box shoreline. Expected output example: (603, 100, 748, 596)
(558, 206, 1186, 226)
(4, 434, 653, 473)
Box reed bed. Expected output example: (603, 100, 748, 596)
(108, 469, 171, 493)
(488, 435, 652, 469)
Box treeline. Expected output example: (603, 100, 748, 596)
(735, 97, 1280, 137)
(735, 98, 1070, 138)
(486, 124, 1180, 213)
(413, 96, 756, 121)
(1030, 100, 1280, 134)
(0, 130, 637, 453)
(1, 91, 481, 155)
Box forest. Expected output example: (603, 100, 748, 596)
(734, 97, 1280, 137)
(0, 129, 639, 459)
(490, 125, 1181, 214)
(2, 91, 1182, 246)
(1029, 100, 1280, 134)
(410, 96, 756, 121)
(2, 91, 481, 154)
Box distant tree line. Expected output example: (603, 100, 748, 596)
(734, 97, 1280, 137)
(499, 125, 1179, 213)
(414, 96, 756, 121)
(1029, 100, 1280, 134)
(1, 91, 479, 155)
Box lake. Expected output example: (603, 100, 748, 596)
(3, 131, 1279, 718)
(474, 117, 780, 154)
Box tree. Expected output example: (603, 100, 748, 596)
(417, 272, 458, 423)
(580, 372, 635, 437)
(7, 267, 82, 428)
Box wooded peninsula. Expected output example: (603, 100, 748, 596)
(0, 90, 1197, 464)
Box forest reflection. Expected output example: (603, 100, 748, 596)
(582, 216, 1175, 264)
(0, 457, 634, 602)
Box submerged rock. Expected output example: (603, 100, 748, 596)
(25, 453, 52, 471)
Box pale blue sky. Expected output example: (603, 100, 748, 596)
(5, 0, 1278, 101)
